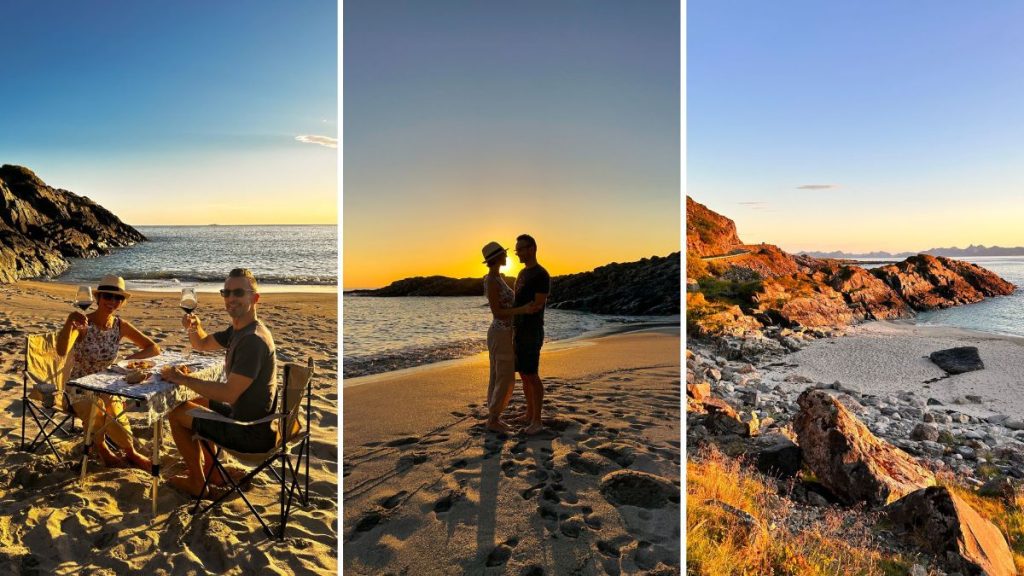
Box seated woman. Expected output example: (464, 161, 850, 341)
(57, 275, 160, 471)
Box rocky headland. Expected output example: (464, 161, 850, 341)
(687, 196, 1023, 574)
(348, 252, 680, 316)
(0, 164, 144, 283)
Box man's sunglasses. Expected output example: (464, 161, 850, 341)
(219, 288, 255, 298)
(98, 292, 125, 302)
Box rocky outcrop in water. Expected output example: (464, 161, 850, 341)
(0, 165, 145, 283)
(352, 253, 680, 316)
(687, 197, 1016, 336)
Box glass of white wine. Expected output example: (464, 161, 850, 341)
(180, 288, 198, 359)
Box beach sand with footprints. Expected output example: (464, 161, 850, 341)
(343, 329, 681, 575)
(0, 281, 338, 574)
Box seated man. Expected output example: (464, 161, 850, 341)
(162, 268, 277, 496)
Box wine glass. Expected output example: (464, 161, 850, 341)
(74, 285, 93, 312)
(180, 288, 198, 359)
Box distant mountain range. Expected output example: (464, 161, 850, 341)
(800, 245, 1024, 259)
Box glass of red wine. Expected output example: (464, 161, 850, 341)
(74, 285, 93, 313)
(180, 288, 198, 358)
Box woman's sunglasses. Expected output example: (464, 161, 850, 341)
(98, 292, 125, 302)
(219, 288, 255, 298)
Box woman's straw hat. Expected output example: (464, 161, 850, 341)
(94, 275, 131, 299)
(481, 241, 508, 264)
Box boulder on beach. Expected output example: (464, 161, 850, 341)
(885, 486, 1017, 576)
(873, 254, 1015, 310)
(793, 389, 935, 506)
(929, 346, 985, 375)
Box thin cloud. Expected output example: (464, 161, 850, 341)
(295, 135, 337, 149)
(797, 184, 839, 190)
(738, 201, 771, 211)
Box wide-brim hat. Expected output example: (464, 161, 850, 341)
(481, 241, 508, 264)
(94, 275, 131, 299)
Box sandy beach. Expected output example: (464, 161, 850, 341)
(343, 329, 681, 575)
(781, 321, 1024, 420)
(0, 281, 338, 574)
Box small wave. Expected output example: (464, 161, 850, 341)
(88, 270, 337, 285)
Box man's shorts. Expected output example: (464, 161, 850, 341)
(192, 401, 276, 453)
(514, 328, 544, 374)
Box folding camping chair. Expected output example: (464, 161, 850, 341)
(21, 332, 79, 460)
(189, 357, 314, 539)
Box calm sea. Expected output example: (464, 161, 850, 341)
(342, 295, 677, 378)
(912, 256, 1024, 338)
(56, 225, 337, 293)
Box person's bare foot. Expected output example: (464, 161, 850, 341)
(486, 419, 510, 434)
(522, 422, 545, 435)
(168, 473, 206, 497)
(124, 451, 153, 473)
(93, 444, 126, 468)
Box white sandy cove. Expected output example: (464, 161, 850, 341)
(785, 320, 1024, 419)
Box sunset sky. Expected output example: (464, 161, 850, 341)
(689, 2, 1024, 254)
(344, 0, 680, 289)
(0, 1, 336, 225)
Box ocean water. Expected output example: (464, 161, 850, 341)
(55, 225, 337, 293)
(911, 256, 1024, 338)
(342, 295, 676, 378)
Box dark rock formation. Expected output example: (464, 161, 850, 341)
(929, 346, 985, 375)
(353, 253, 680, 316)
(547, 253, 679, 315)
(793, 389, 935, 506)
(885, 486, 1016, 576)
(686, 196, 743, 257)
(873, 254, 1015, 310)
(348, 275, 511, 297)
(0, 164, 145, 283)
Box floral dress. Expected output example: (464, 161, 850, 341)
(485, 273, 515, 329)
(70, 317, 122, 379)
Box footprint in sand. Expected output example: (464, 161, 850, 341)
(385, 436, 419, 447)
(485, 537, 518, 567)
(379, 490, 407, 509)
(433, 491, 460, 514)
(352, 511, 382, 537)
(443, 459, 468, 473)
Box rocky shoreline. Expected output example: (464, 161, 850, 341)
(0, 164, 144, 283)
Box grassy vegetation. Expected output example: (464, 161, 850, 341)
(688, 446, 915, 575)
(697, 277, 762, 306)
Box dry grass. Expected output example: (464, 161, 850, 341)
(687, 446, 911, 576)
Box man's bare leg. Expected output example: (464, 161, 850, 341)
(167, 401, 208, 496)
(522, 374, 544, 435)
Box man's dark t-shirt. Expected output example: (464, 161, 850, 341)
(514, 264, 550, 332)
(212, 320, 278, 422)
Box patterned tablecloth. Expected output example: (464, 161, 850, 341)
(67, 350, 224, 424)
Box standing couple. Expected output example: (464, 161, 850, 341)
(481, 234, 550, 435)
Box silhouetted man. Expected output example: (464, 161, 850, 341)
(512, 234, 550, 435)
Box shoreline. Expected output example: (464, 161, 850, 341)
(343, 320, 680, 381)
(34, 278, 338, 294)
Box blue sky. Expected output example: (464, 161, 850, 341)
(689, 2, 1024, 252)
(344, 0, 680, 288)
(0, 1, 337, 224)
